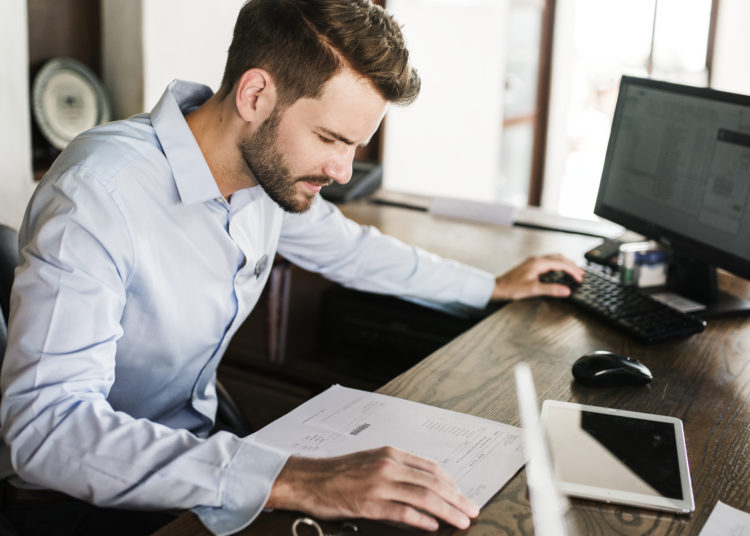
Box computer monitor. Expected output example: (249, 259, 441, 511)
(594, 75, 750, 317)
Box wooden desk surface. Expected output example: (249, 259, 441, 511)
(339, 200, 603, 273)
(154, 203, 750, 536)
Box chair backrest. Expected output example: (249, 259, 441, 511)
(0, 224, 18, 365)
(0, 224, 19, 324)
(0, 225, 21, 535)
(0, 300, 7, 361)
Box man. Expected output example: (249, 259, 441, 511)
(0, 0, 582, 534)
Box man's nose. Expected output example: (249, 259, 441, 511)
(323, 148, 355, 185)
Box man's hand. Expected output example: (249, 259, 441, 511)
(266, 446, 480, 532)
(492, 254, 584, 301)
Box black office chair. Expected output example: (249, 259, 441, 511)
(0, 224, 17, 325)
(0, 223, 252, 437)
(214, 380, 253, 436)
(0, 223, 18, 384)
(0, 225, 20, 534)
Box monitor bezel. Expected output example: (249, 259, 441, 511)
(593, 75, 750, 283)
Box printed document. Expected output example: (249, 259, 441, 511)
(699, 501, 750, 536)
(250, 384, 525, 507)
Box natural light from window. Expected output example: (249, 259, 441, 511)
(552, 0, 713, 220)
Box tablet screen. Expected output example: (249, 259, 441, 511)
(540, 401, 694, 513)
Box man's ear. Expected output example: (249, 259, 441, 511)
(235, 68, 277, 123)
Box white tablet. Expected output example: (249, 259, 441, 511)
(540, 400, 695, 514)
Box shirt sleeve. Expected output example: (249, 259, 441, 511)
(0, 169, 289, 536)
(277, 197, 496, 309)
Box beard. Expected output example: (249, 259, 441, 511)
(240, 108, 331, 213)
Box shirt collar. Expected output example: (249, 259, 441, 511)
(151, 80, 223, 205)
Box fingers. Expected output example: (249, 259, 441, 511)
(492, 254, 584, 301)
(358, 447, 477, 530)
(380, 448, 479, 529)
(267, 447, 480, 532)
(534, 281, 573, 298)
(368, 485, 467, 531)
(393, 447, 455, 486)
(527, 254, 584, 281)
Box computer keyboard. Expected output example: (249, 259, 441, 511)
(543, 267, 707, 344)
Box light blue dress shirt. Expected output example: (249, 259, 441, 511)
(0, 80, 495, 535)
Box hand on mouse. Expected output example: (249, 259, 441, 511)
(491, 254, 584, 301)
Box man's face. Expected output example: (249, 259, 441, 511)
(240, 69, 387, 213)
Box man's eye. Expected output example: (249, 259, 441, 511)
(318, 135, 335, 144)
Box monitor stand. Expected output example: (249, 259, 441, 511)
(667, 255, 750, 319)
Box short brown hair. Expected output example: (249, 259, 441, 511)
(218, 0, 420, 106)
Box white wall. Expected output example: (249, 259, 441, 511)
(0, 0, 35, 229)
(102, 0, 244, 119)
(141, 0, 245, 110)
(101, 0, 144, 120)
(382, 0, 509, 202)
(711, 0, 750, 94)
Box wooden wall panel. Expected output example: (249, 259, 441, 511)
(27, 0, 101, 74)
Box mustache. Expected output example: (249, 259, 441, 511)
(296, 176, 333, 187)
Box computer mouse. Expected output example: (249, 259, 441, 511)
(539, 270, 581, 291)
(572, 350, 653, 387)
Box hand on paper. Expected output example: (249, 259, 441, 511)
(266, 446, 480, 531)
(492, 254, 584, 301)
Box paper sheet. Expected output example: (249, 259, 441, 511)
(699, 501, 750, 536)
(251, 384, 525, 507)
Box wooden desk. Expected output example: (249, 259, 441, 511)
(155, 204, 750, 536)
(339, 200, 603, 274)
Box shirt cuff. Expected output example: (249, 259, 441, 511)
(458, 266, 496, 309)
(191, 437, 290, 536)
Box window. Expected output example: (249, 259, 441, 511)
(542, 0, 716, 220)
(499, 0, 554, 207)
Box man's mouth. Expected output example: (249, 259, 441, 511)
(298, 178, 333, 194)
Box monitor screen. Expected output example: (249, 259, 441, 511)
(594, 75, 750, 316)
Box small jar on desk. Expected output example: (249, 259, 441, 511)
(618, 241, 668, 287)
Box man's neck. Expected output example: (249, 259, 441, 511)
(186, 95, 258, 200)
